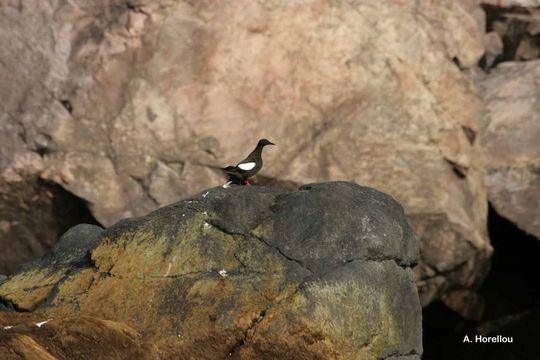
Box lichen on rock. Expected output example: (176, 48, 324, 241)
(0, 182, 422, 359)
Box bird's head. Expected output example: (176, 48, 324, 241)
(258, 138, 275, 147)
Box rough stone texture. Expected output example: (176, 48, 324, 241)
(0, 182, 422, 359)
(474, 60, 540, 240)
(481, 5, 540, 67)
(0, 0, 491, 306)
(0, 224, 103, 312)
(0, 179, 99, 275)
(0, 315, 156, 360)
(458, 0, 486, 34)
(23, 224, 104, 271)
(482, 0, 540, 7)
(483, 31, 504, 68)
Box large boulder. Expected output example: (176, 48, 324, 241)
(0, 182, 422, 359)
(474, 60, 540, 240)
(0, 0, 491, 307)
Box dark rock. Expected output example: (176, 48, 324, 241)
(21, 223, 104, 272)
(481, 4, 540, 68)
(268, 182, 418, 273)
(44, 224, 104, 268)
(0, 182, 422, 359)
(0, 179, 100, 275)
(459, 309, 540, 359)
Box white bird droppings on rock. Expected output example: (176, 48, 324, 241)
(36, 319, 51, 328)
(2, 325, 13, 330)
(222, 181, 232, 188)
(164, 263, 173, 277)
(202, 191, 209, 198)
(203, 222, 211, 230)
(218, 269, 228, 277)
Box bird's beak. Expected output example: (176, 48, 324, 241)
(269, 141, 275, 146)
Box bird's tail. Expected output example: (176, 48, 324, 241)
(221, 166, 238, 173)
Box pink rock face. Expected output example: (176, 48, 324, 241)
(0, 0, 492, 305)
(475, 60, 540, 240)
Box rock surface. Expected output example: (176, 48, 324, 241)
(474, 60, 540, 240)
(481, 4, 540, 68)
(0, 179, 99, 274)
(0, 182, 422, 359)
(482, 0, 540, 7)
(0, 315, 155, 360)
(0, 0, 491, 307)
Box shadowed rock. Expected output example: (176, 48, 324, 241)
(0, 224, 103, 312)
(0, 182, 422, 359)
(474, 60, 540, 241)
(22, 224, 104, 272)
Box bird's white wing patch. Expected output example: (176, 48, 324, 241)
(237, 162, 256, 170)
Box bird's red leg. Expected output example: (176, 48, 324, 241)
(246, 180, 251, 186)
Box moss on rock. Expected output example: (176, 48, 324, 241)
(0, 182, 422, 359)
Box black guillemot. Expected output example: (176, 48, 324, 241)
(221, 138, 275, 186)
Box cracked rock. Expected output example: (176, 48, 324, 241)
(1, 0, 490, 308)
(0, 182, 422, 359)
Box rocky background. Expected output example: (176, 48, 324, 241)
(0, 0, 539, 359)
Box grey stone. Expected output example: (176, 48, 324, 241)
(267, 182, 418, 273)
(0, 182, 423, 358)
(21, 223, 104, 272)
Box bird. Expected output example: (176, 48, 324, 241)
(221, 138, 275, 186)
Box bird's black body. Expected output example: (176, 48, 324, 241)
(221, 165, 245, 183)
(221, 139, 275, 185)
